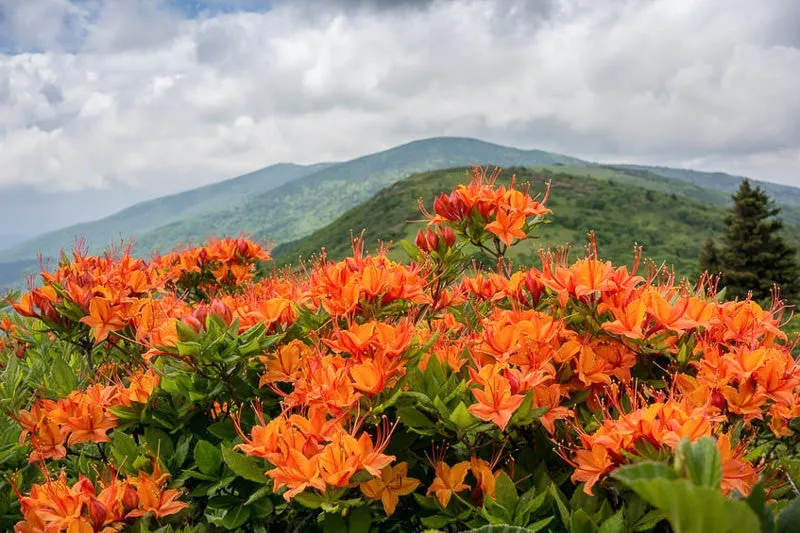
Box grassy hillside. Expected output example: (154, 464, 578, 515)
(273, 167, 800, 277)
(616, 165, 800, 225)
(0, 162, 328, 262)
(131, 137, 589, 254)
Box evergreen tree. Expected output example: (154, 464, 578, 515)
(700, 179, 799, 303)
(699, 237, 721, 275)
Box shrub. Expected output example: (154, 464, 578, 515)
(2, 167, 800, 532)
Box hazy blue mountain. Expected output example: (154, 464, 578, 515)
(0, 162, 329, 262)
(0, 184, 151, 243)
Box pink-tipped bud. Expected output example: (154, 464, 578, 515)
(183, 315, 203, 333)
(209, 299, 234, 325)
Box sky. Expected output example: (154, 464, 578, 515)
(1, 0, 800, 197)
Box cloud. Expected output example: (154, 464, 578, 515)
(0, 0, 799, 197)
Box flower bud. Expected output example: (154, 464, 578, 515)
(440, 225, 456, 248)
(183, 315, 203, 333)
(209, 299, 233, 325)
(415, 229, 429, 252)
(710, 389, 726, 410)
(504, 368, 521, 395)
(122, 483, 138, 508)
(89, 499, 108, 529)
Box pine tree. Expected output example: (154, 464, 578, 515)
(700, 179, 799, 303)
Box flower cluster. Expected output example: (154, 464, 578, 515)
(4, 166, 800, 532)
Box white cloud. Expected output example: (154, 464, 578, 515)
(0, 0, 799, 196)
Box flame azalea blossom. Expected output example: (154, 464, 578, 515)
(8, 166, 800, 530)
(360, 462, 420, 516)
(427, 461, 471, 508)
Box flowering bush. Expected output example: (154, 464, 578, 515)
(2, 167, 800, 532)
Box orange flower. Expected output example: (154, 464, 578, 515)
(602, 299, 647, 339)
(427, 461, 471, 508)
(571, 444, 613, 495)
(259, 339, 309, 385)
(126, 369, 160, 404)
(126, 468, 187, 519)
(468, 373, 525, 430)
(470, 457, 500, 499)
(64, 403, 118, 446)
(485, 208, 526, 246)
(80, 297, 126, 343)
(360, 462, 420, 516)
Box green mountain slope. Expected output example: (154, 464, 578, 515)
(0, 162, 329, 262)
(615, 165, 800, 225)
(131, 137, 589, 254)
(272, 167, 800, 277)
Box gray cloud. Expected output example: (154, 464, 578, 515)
(0, 0, 799, 198)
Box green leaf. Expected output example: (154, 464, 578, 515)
(111, 430, 139, 471)
(348, 506, 372, 533)
(245, 485, 274, 506)
(466, 527, 542, 533)
(746, 483, 774, 533)
(513, 489, 546, 525)
(612, 462, 678, 484)
(494, 472, 518, 512)
(399, 239, 421, 262)
(570, 509, 598, 533)
(323, 514, 348, 533)
(396, 406, 435, 429)
(294, 491, 326, 509)
(208, 419, 238, 441)
(679, 437, 722, 489)
(613, 475, 761, 533)
(172, 434, 192, 469)
(221, 445, 269, 483)
(420, 515, 453, 529)
(194, 440, 222, 476)
(221, 505, 251, 530)
(528, 516, 555, 532)
(51, 352, 76, 395)
(777, 497, 800, 533)
(549, 483, 571, 528)
(632, 510, 664, 531)
(598, 510, 626, 533)
(449, 401, 477, 431)
(144, 427, 174, 460)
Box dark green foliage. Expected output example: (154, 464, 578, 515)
(700, 180, 800, 303)
(272, 167, 786, 277)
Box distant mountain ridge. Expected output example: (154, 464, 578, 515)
(2, 136, 799, 289)
(0, 162, 330, 262)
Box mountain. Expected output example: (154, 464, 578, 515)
(0, 233, 28, 251)
(612, 165, 800, 225)
(4, 136, 800, 289)
(272, 166, 800, 277)
(0, 184, 151, 248)
(130, 137, 589, 255)
(0, 162, 329, 262)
